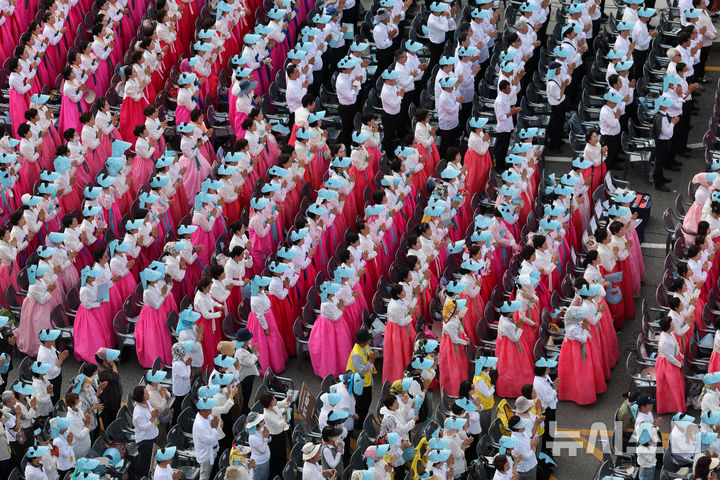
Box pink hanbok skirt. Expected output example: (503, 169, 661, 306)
(382, 321, 417, 384)
(16, 296, 54, 356)
(495, 336, 534, 398)
(198, 314, 225, 369)
(248, 310, 288, 374)
(308, 314, 353, 378)
(557, 338, 606, 405)
(136, 302, 174, 368)
(74, 304, 114, 363)
(655, 355, 687, 414)
(439, 334, 470, 396)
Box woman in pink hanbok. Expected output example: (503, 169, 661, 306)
(177, 123, 212, 202)
(0, 226, 19, 295)
(8, 58, 32, 139)
(189, 193, 219, 269)
(247, 276, 288, 374)
(135, 267, 174, 367)
(118, 66, 149, 145)
(59, 67, 89, 135)
(175, 73, 200, 125)
(382, 284, 418, 385)
(193, 277, 224, 369)
(131, 125, 157, 196)
(17, 124, 41, 195)
(655, 317, 687, 414)
(16, 264, 56, 356)
(248, 197, 275, 274)
(464, 118, 492, 195)
(309, 281, 353, 378)
(489, 208, 519, 284)
(73, 266, 114, 363)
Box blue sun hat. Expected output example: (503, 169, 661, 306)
(290, 228, 309, 241)
(146, 369, 168, 383)
(469, 117, 488, 129)
(307, 204, 329, 216)
(250, 197, 270, 210)
(535, 357, 559, 368)
(447, 240, 465, 254)
(500, 300, 522, 313)
(31, 361, 53, 375)
(268, 261, 289, 274)
(331, 157, 352, 168)
(411, 357, 434, 370)
(446, 281, 467, 294)
(329, 409, 350, 421)
(198, 384, 221, 398)
(211, 373, 235, 386)
(352, 131, 370, 144)
(38, 329, 61, 342)
(474, 356, 499, 376)
(196, 397, 219, 410)
(685, 8, 702, 19)
(427, 449, 452, 463)
(616, 21, 635, 31)
(455, 397, 478, 412)
(155, 446, 177, 463)
(364, 204, 384, 216)
(638, 7, 657, 17)
(13, 382, 34, 395)
(27, 446, 50, 458)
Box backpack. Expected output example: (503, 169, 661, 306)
(652, 113, 667, 140)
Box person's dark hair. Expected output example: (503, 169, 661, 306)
(190, 108, 203, 122)
(493, 455, 509, 472)
(132, 386, 146, 403)
(124, 65, 134, 78)
(346, 232, 360, 245)
(659, 316, 672, 332)
(450, 403, 464, 416)
(130, 50, 143, 64)
(259, 391, 275, 408)
(235, 138, 249, 151)
(499, 79, 510, 91)
(677, 31, 691, 45)
(301, 94, 314, 107)
(210, 265, 224, 279)
(668, 296, 682, 311)
(81, 363, 98, 377)
(24, 108, 39, 121)
(608, 73, 620, 87)
(532, 234, 546, 249)
(382, 394, 396, 409)
(196, 277, 212, 292)
(390, 284, 404, 300)
(322, 425, 342, 441)
(241, 117, 254, 130)
(574, 277, 589, 291)
(520, 384, 533, 399)
(687, 244, 701, 259)
(594, 227, 609, 243)
(669, 277, 685, 293)
(17, 123, 30, 137)
(230, 246, 245, 257)
(609, 220, 623, 235)
(446, 147, 461, 162)
(521, 245, 535, 261)
(415, 108, 429, 122)
(698, 221, 710, 236)
(133, 124, 146, 137)
(143, 104, 158, 116)
(62, 214, 76, 228)
(583, 250, 599, 267)
(93, 247, 107, 263)
(355, 327, 372, 345)
(415, 223, 430, 236)
(79, 111, 94, 124)
(67, 51, 79, 64)
(337, 249, 351, 264)
(372, 189, 386, 205)
(458, 380, 473, 399)
(534, 364, 548, 376)
(694, 455, 713, 480)
(506, 32, 519, 44)
(65, 392, 80, 408)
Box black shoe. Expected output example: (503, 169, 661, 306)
(666, 165, 682, 172)
(655, 184, 671, 192)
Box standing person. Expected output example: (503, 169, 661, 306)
(655, 316, 687, 414)
(234, 329, 260, 416)
(336, 58, 360, 150)
(132, 386, 159, 480)
(437, 77, 463, 158)
(248, 412, 271, 480)
(96, 348, 122, 427)
(508, 415, 539, 480)
(533, 358, 559, 453)
(302, 442, 337, 480)
(171, 341, 193, 424)
(193, 397, 220, 480)
(372, 10, 398, 78)
(51, 416, 75, 478)
(379, 69, 404, 158)
(493, 80, 521, 169)
(546, 62, 570, 152)
(652, 96, 678, 192)
(154, 447, 181, 480)
(346, 328, 378, 427)
(36, 329, 69, 406)
(599, 91, 623, 170)
(383, 284, 417, 384)
(260, 392, 291, 478)
(636, 422, 657, 480)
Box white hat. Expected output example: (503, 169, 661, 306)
(302, 442, 321, 460)
(246, 412, 265, 429)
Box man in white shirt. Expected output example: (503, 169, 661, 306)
(372, 9, 398, 79)
(426, 2, 451, 71)
(302, 442, 334, 480)
(454, 46, 481, 129)
(37, 329, 69, 405)
(632, 7, 658, 78)
(193, 398, 220, 480)
(508, 415, 539, 480)
(285, 64, 308, 125)
(652, 96, 679, 191)
(599, 91, 623, 170)
(379, 69, 404, 158)
(335, 57, 361, 150)
(493, 80, 522, 169)
(533, 358, 559, 453)
(437, 76, 462, 158)
(546, 62, 569, 152)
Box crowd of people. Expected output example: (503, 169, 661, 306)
(2, 0, 720, 478)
